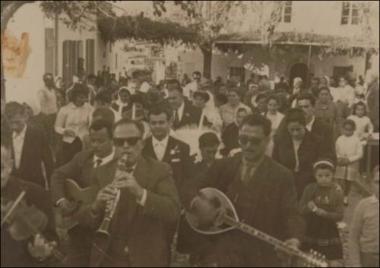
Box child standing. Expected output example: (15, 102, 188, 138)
(348, 102, 374, 144)
(335, 119, 364, 205)
(348, 166, 379, 267)
(299, 159, 344, 267)
(265, 95, 284, 157)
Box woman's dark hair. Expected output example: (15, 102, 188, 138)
(148, 104, 172, 121)
(297, 93, 316, 106)
(285, 108, 306, 126)
(256, 93, 268, 103)
(342, 119, 356, 130)
(239, 114, 272, 137)
(352, 101, 367, 116)
(70, 84, 89, 102)
(90, 118, 114, 138)
(267, 94, 279, 104)
(199, 132, 220, 148)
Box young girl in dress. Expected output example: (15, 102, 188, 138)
(265, 95, 284, 156)
(335, 119, 364, 205)
(348, 102, 374, 145)
(299, 159, 344, 267)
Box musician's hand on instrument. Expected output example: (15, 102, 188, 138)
(284, 238, 300, 250)
(28, 234, 56, 261)
(92, 185, 118, 213)
(57, 198, 77, 215)
(315, 208, 328, 217)
(113, 175, 144, 200)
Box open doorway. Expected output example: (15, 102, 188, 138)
(289, 63, 308, 88)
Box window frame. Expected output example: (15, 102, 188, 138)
(341, 1, 361, 25)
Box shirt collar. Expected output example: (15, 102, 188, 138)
(306, 116, 315, 132)
(94, 147, 116, 166)
(177, 102, 185, 119)
(152, 135, 169, 147)
(242, 155, 265, 169)
(12, 124, 27, 139)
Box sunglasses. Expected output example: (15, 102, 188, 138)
(238, 135, 264, 146)
(113, 137, 141, 147)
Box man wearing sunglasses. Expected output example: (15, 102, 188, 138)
(81, 118, 180, 267)
(187, 114, 304, 267)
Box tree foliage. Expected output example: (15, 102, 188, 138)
(97, 15, 198, 45)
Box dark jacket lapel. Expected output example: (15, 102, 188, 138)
(18, 125, 31, 171)
(143, 137, 158, 160)
(245, 156, 272, 215)
(162, 137, 175, 163)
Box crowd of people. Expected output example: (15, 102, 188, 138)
(1, 65, 379, 267)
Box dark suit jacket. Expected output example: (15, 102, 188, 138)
(309, 117, 335, 155)
(11, 124, 54, 188)
(50, 149, 120, 266)
(275, 117, 336, 160)
(185, 155, 304, 267)
(143, 136, 193, 201)
(1, 177, 55, 267)
(272, 131, 335, 198)
(221, 123, 239, 156)
(76, 156, 180, 267)
(173, 100, 202, 130)
(50, 149, 118, 205)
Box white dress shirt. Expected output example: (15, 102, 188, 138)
(183, 81, 199, 100)
(38, 86, 58, 115)
(306, 116, 316, 132)
(93, 148, 116, 168)
(12, 125, 27, 169)
(55, 102, 93, 142)
(152, 135, 169, 161)
(176, 102, 185, 122)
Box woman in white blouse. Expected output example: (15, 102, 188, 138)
(55, 84, 93, 166)
(265, 95, 284, 156)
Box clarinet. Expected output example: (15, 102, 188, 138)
(96, 154, 128, 236)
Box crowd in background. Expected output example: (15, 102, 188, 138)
(1, 64, 379, 267)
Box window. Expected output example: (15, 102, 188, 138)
(279, 1, 292, 23)
(85, 39, 95, 75)
(341, 2, 360, 25)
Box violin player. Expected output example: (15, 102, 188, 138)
(1, 144, 57, 267)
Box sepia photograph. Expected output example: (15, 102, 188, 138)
(1, 1, 379, 267)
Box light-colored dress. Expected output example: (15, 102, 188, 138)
(347, 115, 374, 143)
(335, 135, 363, 181)
(55, 102, 93, 143)
(265, 112, 285, 156)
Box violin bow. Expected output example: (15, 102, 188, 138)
(1, 190, 26, 226)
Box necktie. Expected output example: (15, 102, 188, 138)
(241, 162, 255, 184)
(94, 158, 103, 168)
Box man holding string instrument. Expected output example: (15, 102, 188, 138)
(183, 114, 305, 267)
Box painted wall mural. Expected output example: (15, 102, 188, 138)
(2, 31, 31, 78)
